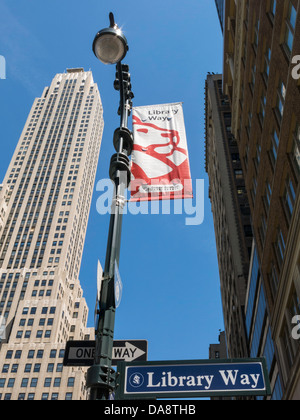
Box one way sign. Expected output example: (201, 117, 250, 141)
(63, 340, 148, 367)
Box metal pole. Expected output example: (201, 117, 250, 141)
(87, 58, 133, 400)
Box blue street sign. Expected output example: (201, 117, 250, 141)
(116, 358, 271, 399)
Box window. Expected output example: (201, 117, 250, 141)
(7, 378, 15, 388)
(45, 330, 51, 338)
(24, 364, 31, 373)
(254, 143, 262, 173)
(30, 378, 38, 388)
(283, 176, 296, 220)
(275, 229, 286, 267)
(269, 0, 276, 19)
(244, 225, 253, 237)
(263, 181, 272, 216)
(24, 331, 31, 339)
(36, 350, 44, 359)
(34, 364, 41, 373)
(21, 378, 29, 388)
(2, 364, 9, 373)
(247, 111, 252, 138)
(44, 378, 51, 387)
(56, 363, 63, 372)
(237, 186, 246, 196)
(16, 331, 23, 339)
(291, 124, 300, 176)
(50, 349, 57, 358)
(28, 350, 35, 359)
(270, 129, 279, 167)
(250, 63, 256, 91)
(269, 262, 279, 300)
(259, 93, 267, 125)
(253, 19, 260, 51)
(234, 169, 244, 180)
(275, 80, 286, 121)
(47, 363, 54, 373)
(284, 2, 297, 56)
(263, 47, 271, 84)
(251, 177, 258, 204)
(54, 377, 61, 387)
(67, 377, 75, 387)
(5, 351, 13, 359)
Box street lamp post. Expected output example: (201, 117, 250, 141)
(87, 13, 134, 400)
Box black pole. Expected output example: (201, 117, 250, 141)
(87, 20, 133, 400)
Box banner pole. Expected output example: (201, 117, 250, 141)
(88, 14, 134, 401)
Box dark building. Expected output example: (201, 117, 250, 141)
(209, 331, 228, 360)
(209, 331, 230, 400)
(205, 74, 253, 359)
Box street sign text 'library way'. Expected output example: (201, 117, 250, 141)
(116, 358, 271, 399)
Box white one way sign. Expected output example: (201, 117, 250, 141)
(63, 340, 148, 367)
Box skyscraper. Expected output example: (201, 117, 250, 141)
(0, 68, 104, 400)
(214, 0, 300, 399)
(205, 74, 252, 359)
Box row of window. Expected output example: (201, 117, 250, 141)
(5, 348, 64, 359)
(3, 362, 63, 373)
(0, 376, 75, 388)
(0, 392, 73, 401)
(16, 329, 52, 339)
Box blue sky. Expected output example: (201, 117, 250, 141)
(0, 0, 224, 362)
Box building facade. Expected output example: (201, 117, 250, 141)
(220, 0, 300, 399)
(209, 331, 229, 400)
(209, 331, 228, 360)
(205, 74, 253, 359)
(0, 68, 104, 400)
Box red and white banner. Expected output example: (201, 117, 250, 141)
(130, 103, 193, 201)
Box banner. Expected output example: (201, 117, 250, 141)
(130, 103, 193, 201)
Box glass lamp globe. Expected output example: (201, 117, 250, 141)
(93, 27, 128, 65)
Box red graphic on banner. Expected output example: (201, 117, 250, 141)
(130, 113, 193, 201)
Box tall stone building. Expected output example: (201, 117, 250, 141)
(0, 68, 104, 400)
(217, 0, 300, 399)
